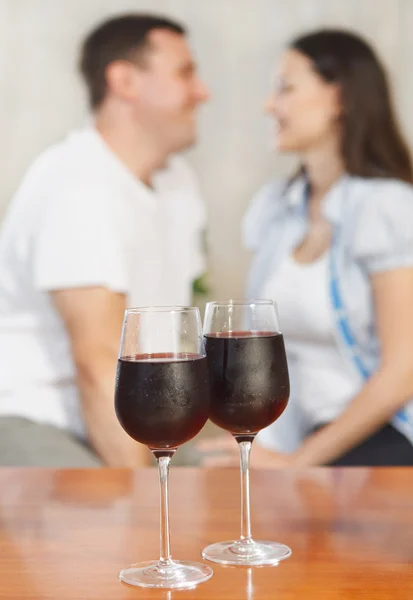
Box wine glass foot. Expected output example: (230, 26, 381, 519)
(119, 560, 213, 589)
(202, 539, 291, 566)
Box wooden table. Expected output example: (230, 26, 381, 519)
(0, 468, 411, 599)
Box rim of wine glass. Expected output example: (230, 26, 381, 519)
(206, 299, 276, 307)
(125, 306, 199, 314)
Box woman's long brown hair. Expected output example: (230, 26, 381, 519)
(291, 29, 413, 184)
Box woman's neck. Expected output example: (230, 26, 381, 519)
(303, 139, 345, 199)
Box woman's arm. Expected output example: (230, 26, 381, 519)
(292, 266, 413, 467)
(198, 267, 413, 468)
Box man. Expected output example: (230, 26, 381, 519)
(0, 14, 209, 467)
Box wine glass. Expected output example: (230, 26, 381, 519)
(115, 306, 213, 588)
(202, 300, 291, 566)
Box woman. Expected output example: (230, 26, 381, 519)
(201, 29, 413, 467)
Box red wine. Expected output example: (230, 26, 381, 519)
(115, 353, 210, 450)
(205, 332, 289, 434)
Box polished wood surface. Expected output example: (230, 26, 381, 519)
(0, 468, 411, 599)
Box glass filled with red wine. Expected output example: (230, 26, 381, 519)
(115, 307, 213, 589)
(202, 300, 291, 566)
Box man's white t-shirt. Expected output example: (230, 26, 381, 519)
(0, 126, 206, 437)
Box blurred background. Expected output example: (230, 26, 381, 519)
(1, 0, 412, 299)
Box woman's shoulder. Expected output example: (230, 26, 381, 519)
(251, 177, 288, 204)
(242, 178, 289, 250)
(349, 176, 413, 227)
(351, 176, 413, 206)
(349, 176, 413, 272)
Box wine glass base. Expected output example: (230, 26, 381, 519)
(119, 560, 213, 589)
(202, 539, 292, 566)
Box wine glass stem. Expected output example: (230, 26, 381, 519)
(156, 454, 174, 566)
(238, 438, 254, 543)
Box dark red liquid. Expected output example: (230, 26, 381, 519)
(115, 353, 210, 450)
(205, 332, 289, 434)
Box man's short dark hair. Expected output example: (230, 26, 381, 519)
(79, 13, 186, 109)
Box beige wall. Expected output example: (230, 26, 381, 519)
(0, 0, 412, 298)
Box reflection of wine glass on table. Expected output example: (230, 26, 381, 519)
(202, 300, 292, 566)
(115, 307, 213, 589)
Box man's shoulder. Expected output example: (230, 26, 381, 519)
(16, 127, 109, 197)
(0, 130, 118, 234)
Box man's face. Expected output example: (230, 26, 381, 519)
(134, 29, 209, 153)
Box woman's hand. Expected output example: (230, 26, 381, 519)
(196, 436, 293, 468)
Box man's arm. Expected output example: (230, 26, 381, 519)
(52, 287, 151, 467)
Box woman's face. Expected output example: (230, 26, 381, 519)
(266, 49, 342, 153)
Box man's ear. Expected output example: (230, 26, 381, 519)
(105, 60, 143, 103)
